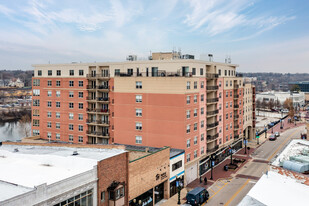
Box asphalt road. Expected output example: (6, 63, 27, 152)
(205, 125, 305, 206)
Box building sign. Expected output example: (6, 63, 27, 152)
(156, 172, 167, 181)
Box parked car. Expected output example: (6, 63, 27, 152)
(186, 187, 209, 206)
(275, 132, 280, 137)
(269, 134, 277, 141)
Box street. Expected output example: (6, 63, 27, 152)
(206, 125, 305, 206)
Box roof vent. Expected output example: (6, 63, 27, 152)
(72, 151, 79, 156)
(14, 148, 19, 152)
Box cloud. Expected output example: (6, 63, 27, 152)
(183, 0, 295, 38)
(0, 4, 15, 16)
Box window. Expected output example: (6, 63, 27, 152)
(56, 123, 60, 129)
(33, 109, 40, 117)
(194, 109, 197, 117)
(79, 103, 83, 109)
(69, 103, 74, 108)
(101, 191, 105, 202)
(47, 101, 52, 107)
(69, 91, 74, 97)
(69, 81, 74, 87)
(219, 92, 221, 98)
(230, 112, 232, 118)
(230, 134, 232, 139)
(48, 70, 52, 76)
(136, 136, 142, 144)
(136, 122, 142, 130)
(187, 139, 190, 148)
(218, 69, 221, 76)
(192, 68, 196, 75)
(79, 92, 83, 98)
(187, 96, 191, 104)
(219, 115, 222, 121)
(33, 129, 40, 136)
(47, 80, 52, 86)
(226, 135, 228, 141)
(47, 112, 51, 118)
(69, 70, 74, 76)
(136, 81, 142, 89)
(200, 68, 203, 75)
(194, 136, 197, 145)
(219, 139, 222, 144)
(172, 161, 182, 171)
(201, 133, 204, 141)
(219, 104, 222, 110)
(38, 70, 42, 76)
(194, 123, 197, 131)
(230, 80, 232, 86)
(33, 119, 40, 126)
(69, 124, 73, 131)
(230, 102, 232, 107)
(194, 81, 197, 89)
(201, 120, 204, 128)
(201, 147, 204, 154)
(230, 123, 232, 129)
(47, 122, 51, 128)
(57, 70, 61, 76)
(194, 150, 197, 158)
(186, 81, 190, 89)
(186, 110, 190, 119)
(225, 70, 227, 76)
(186, 125, 190, 133)
(56, 112, 60, 118)
(69, 135, 73, 142)
(79, 125, 83, 131)
(33, 89, 40, 96)
(69, 113, 74, 120)
(201, 107, 204, 115)
(226, 113, 228, 119)
(226, 81, 228, 86)
(201, 81, 204, 88)
(219, 127, 222, 133)
(201, 94, 204, 102)
(33, 79, 40, 86)
(78, 114, 83, 120)
(194, 95, 197, 103)
(78, 136, 83, 143)
(187, 154, 191, 162)
(226, 124, 228, 130)
(56, 91, 60, 97)
(56, 80, 60, 87)
(56, 102, 60, 108)
(47, 132, 51, 139)
(136, 109, 142, 117)
(226, 91, 228, 97)
(226, 102, 228, 108)
(79, 70, 84, 76)
(230, 91, 232, 97)
(79, 81, 83, 87)
(136, 95, 142, 102)
(219, 81, 221, 87)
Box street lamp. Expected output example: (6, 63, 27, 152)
(256, 131, 259, 145)
(244, 137, 247, 154)
(229, 146, 233, 164)
(280, 119, 283, 129)
(264, 125, 267, 139)
(210, 154, 216, 180)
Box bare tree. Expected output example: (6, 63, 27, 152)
(19, 114, 31, 137)
(268, 99, 275, 110)
(261, 99, 267, 109)
(256, 99, 261, 109)
(275, 99, 281, 109)
(283, 98, 293, 110)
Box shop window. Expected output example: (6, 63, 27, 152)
(172, 160, 182, 171)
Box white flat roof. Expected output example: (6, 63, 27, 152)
(0, 145, 125, 194)
(239, 171, 309, 206)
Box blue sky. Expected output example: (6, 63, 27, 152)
(0, 0, 308, 73)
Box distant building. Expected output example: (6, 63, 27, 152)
(289, 81, 309, 92)
(8, 78, 24, 88)
(256, 91, 305, 108)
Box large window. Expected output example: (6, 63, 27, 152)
(136, 109, 142, 117)
(33, 99, 40, 106)
(33, 119, 39, 127)
(53, 189, 93, 206)
(33, 79, 40, 86)
(135, 95, 142, 103)
(136, 136, 142, 144)
(136, 81, 142, 89)
(33, 89, 40, 96)
(172, 160, 182, 171)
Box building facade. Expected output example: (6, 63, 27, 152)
(32, 52, 255, 185)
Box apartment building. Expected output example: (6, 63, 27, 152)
(32, 52, 255, 184)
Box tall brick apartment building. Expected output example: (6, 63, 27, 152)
(32, 52, 255, 184)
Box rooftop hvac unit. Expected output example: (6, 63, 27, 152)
(126, 55, 137, 61)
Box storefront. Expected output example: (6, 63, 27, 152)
(169, 175, 184, 197)
(129, 189, 153, 206)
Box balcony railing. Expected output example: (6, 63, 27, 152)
(207, 145, 219, 153)
(207, 109, 219, 116)
(207, 133, 219, 141)
(206, 73, 219, 78)
(97, 97, 109, 102)
(207, 121, 219, 129)
(86, 119, 96, 124)
(206, 98, 218, 104)
(234, 104, 239, 108)
(96, 120, 109, 125)
(234, 135, 239, 139)
(234, 85, 239, 89)
(96, 108, 109, 113)
(86, 74, 96, 78)
(87, 85, 96, 89)
(115, 71, 193, 77)
(234, 115, 239, 119)
(86, 97, 96, 101)
(86, 130, 96, 135)
(206, 86, 219, 90)
(97, 132, 109, 137)
(97, 85, 109, 90)
(87, 108, 97, 112)
(234, 94, 239, 99)
(86, 73, 110, 78)
(234, 125, 239, 129)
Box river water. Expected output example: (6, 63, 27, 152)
(0, 121, 31, 142)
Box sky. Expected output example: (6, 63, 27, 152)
(0, 0, 309, 73)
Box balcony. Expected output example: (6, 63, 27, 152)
(86, 97, 96, 101)
(234, 94, 239, 99)
(234, 85, 239, 89)
(207, 145, 219, 154)
(206, 98, 218, 104)
(207, 109, 219, 116)
(87, 108, 97, 113)
(87, 85, 96, 90)
(97, 73, 110, 79)
(97, 85, 109, 91)
(234, 125, 239, 129)
(207, 121, 219, 129)
(234, 104, 239, 109)
(206, 73, 219, 78)
(115, 71, 193, 77)
(206, 86, 219, 91)
(86, 74, 96, 79)
(234, 115, 239, 119)
(97, 132, 109, 138)
(96, 108, 109, 114)
(86, 130, 97, 136)
(207, 133, 219, 141)
(97, 97, 109, 103)
(234, 135, 239, 139)
(86, 119, 96, 124)
(96, 120, 109, 126)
